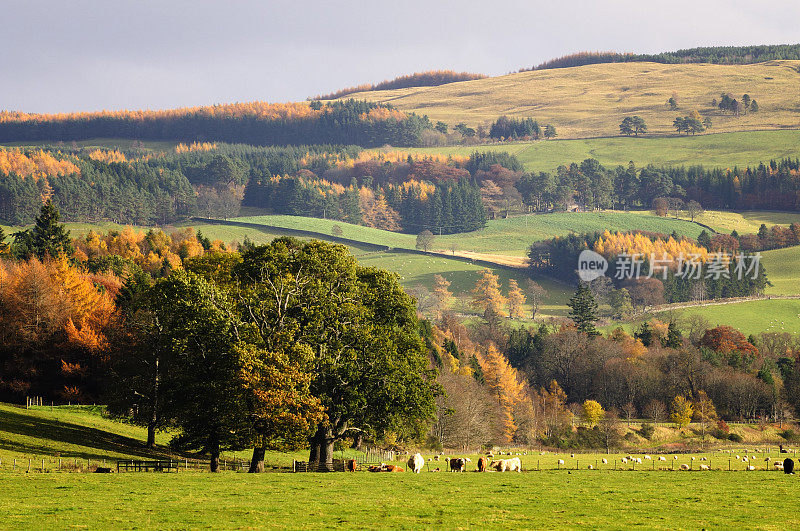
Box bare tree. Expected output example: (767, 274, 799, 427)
(524, 279, 547, 321)
(685, 200, 704, 222)
(416, 230, 434, 252)
(643, 399, 666, 425)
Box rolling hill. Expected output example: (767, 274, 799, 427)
(339, 60, 800, 139)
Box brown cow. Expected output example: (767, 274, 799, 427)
(477, 457, 489, 472)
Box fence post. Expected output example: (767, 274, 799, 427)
(87, 458, 90, 471)
(41, 458, 44, 472)
(28, 459, 31, 473)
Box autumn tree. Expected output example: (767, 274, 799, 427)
(643, 399, 667, 424)
(507, 279, 526, 319)
(670, 395, 693, 428)
(432, 274, 453, 316)
(232, 239, 438, 470)
(582, 399, 605, 426)
(693, 390, 717, 440)
(480, 344, 525, 443)
(471, 269, 506, 319)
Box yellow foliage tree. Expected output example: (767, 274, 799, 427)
(582, 399, 605, 427)
(670, 395, 694, 428)
(480, 344, 525, 443)
(471, 269, 506, 318)
(507, 279, 526, 319)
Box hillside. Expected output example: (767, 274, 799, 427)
(340, 60, 800, 138)
(402, 130, 800, 173)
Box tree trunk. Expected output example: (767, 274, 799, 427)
(308, 424, 334, 471)
(248, 447, 265, 473)
(209, 435, 220, 473)
(351, 432, 363, 450)
(146, 423, 156, 448)
(146, 357, 160, 448)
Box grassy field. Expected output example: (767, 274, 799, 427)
(344, 60, 800, 139)
(406, 130, 800, 173)
(762, 246, 800, 295)
(3, 470, 799, 529)
(233, 211, 706, 256)
(655, 299, 800, 336)
(1, 405, 799, 529)
(695, 210, 800, 235)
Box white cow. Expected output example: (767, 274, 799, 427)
(407, 453, 424, 474)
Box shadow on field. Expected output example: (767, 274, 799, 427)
(0, 407, 178, 460)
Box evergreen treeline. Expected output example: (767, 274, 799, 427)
(513, 157, 800, 212)
(395, 179, 487, 233)
(0, 100, 432, 148)
(312, 70, 487, 100)
(523, 43, 800, 71)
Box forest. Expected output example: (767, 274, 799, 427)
(0, 100, 432, 148)
(311, 70, 487, 100)
(523, 43, 800, 71)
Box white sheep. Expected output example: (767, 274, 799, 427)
(601, 458, 608, 464)
(635, 458, 642, 464)
(680, 463, 690, 470)
(620, 457, 628, 464)
(673, 456, 678, 460)
(658, 456, 666, 462)
(742, 457, 749, 463)
(557, 459, 565, 466)
(700, 457, 707, 461)
(747, 465, 756, 471)
(587, 464, 594, 470)
(735, 455, 741, 460)
(691, 457, 695, 461)
(700, 464, 710, 471)
(644, 455, 652, 460)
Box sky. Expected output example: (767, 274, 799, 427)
(2, 0, 798, 113)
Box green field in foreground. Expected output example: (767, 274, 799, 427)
(405, 129, 800, 173)
(2, 470, 799, 529)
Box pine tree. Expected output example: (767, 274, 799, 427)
(507, 279, 526, 319)
(30, 201, 73, 259)
(568, 283, 600, 336)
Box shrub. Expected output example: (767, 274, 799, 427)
(728, 433, 743, 443)
(779, 429, 796, 441)
(639, 422, 655, 440)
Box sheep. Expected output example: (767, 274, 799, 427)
(570, 453, 575, 458)
(699, 464, 710, 471)
(700, 457, 707, 461)
(742, 457, 749, 463)
(634, 458, 642, 464)
(644, 455, 652, 460)
(680, 463, 690, 470)
(587, 464, 594, 470)
(620, 458, 628, 464)
(774, 462, 784, 471)
(691, 457, 695, 461)
(747, 465, 756, 471)
(557, 459, 565, 466)
(674, 456, 679, 460)
(735, 455, 741, 460)
(658, 456, 667, 462)
(601, 458, 608, 465)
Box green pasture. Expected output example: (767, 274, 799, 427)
(405, 129, 800, 173)
(2, 404, 799, 529)
(762, 246, 800, 295)
(2, 469, 799, 529)
(232, 211, 706, 257)
(659, 299, 800, 336)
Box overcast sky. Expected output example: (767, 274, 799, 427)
(2, 0, 798, 113)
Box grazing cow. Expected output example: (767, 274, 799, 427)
(477, 457, 489, 472)
(407, 453, 424, 474)
(449, 458, 467, 472)
(491, 457, 521, 472)
(784, 458, 795, 474)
